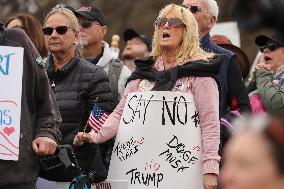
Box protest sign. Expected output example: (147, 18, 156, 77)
(0, 46, 24, 160)
(108, 91, 204, 189)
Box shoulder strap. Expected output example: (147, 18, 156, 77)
(108, 58, 124, 105)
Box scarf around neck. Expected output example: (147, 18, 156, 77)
(126, 55, 224, 91)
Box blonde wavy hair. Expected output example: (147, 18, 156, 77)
(44, 4, 79, 32)
(151, 4, 214, 65)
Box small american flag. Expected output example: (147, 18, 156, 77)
(87, 105, 109, 133)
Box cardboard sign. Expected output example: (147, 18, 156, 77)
(108, 91, 204, 189)
(0, 46, 24, 160)
(211, 21, 241, 47)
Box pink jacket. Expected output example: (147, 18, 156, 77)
(90, 59, 221, 175)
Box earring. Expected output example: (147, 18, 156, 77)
(73, 41, 77, 45)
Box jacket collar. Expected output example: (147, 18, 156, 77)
(96, 41, 113, 69)
(46, 52, 80, 81)
(200, 33, 211, 48)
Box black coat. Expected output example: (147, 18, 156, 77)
(46, 53, 114, 144)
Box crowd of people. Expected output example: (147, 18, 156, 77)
(0, 0, 284, 189)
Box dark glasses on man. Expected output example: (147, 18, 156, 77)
(182, 4, 206, 14)
(259, 43, 281, 53)
(155, 17, 185, 28)
(79, 20, 101, 29)
(42, 26, 71, 36)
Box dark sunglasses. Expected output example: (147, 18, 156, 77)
(155, 17, 185, 28)
(182, 4, 207, 14)
(42, 26, 71, 36)
(79, 20, 101, 29)
(259, 43, 281, 53)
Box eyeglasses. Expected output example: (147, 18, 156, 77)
(259, 43, 281, 53)
(42, 26, 71, 36)
(182, 4, 207, 14)
(79, 20, 101, 29)
(155, 17, 185, 28)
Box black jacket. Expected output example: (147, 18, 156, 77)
(201, 33, 251, 115)
(0, 23, 61, 187)
(46, 53, 114, 144)
(46, 53, 115, 176)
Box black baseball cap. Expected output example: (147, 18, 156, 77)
(123, 29, 152, 52)
(255, 33, 284, 46)
(75, 5, 106, 26)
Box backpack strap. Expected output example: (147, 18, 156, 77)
(108, 58, 124, 105)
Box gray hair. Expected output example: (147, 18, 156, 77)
(206, 0, 219, 19)
(44, 4, 79, 32)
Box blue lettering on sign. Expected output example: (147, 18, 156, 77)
(0, 109, 12, 126)
(0, 53, 15, 75)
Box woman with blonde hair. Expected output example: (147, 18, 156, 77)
(75, 4, 223, 189)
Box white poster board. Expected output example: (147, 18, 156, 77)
(211, 21, 241, 47)
(0, 46, 24, 160)
(108, 91, 204, 189)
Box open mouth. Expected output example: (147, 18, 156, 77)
(264, 56, 272, 61)
(162, 31, 170, 39)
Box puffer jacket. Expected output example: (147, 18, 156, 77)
(46, 53, 114, 144)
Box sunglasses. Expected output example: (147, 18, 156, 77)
(259, 43, 281, 53)
(155, 17, 185, 28)
(79, 20, 101, 29)
(42, 26, 71, 36)
(182, 4, 207, 14)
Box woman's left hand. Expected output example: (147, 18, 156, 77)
(203, 173, 218, 189)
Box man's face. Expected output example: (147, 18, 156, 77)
(183, 0, 216, 37)
(77, 16, 106, 47)
(121, 37, 149, 59)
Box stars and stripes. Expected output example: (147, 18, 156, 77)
(88, 104, 109, 133)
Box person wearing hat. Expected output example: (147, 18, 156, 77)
(73, 4, 131, 176)
(246, 33, 284, 113)
(121, 29, 152, 72)
(74, 4, 131, 104)
(182, 0, 251, 117)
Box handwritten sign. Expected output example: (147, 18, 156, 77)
(0, 46, 24, 160)
(108, 91, 204, 189)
